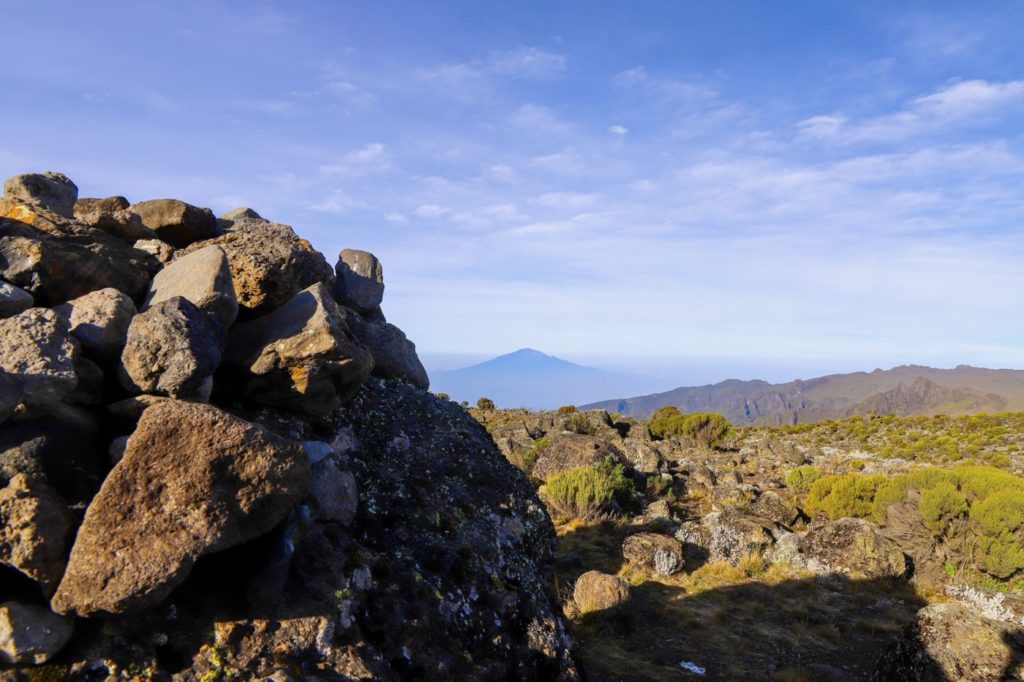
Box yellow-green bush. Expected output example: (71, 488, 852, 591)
(918, 482, 967, 536)
(544, 458, 632, 521)
(785, 465, 821, 492)
(648, 407, 730, 447)
(970, 490, 1024, 578)
(557, 405, 577, 414)
(805, 473, 887, 520)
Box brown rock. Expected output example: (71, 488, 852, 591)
(0, 474, 74, 594)
(77, 208, 156, 242)
(3, 172, 77, 218)
(0, 601, 74, 665)
(573, 570, 630, 615)
(54, 287, 137, 360)
(753, 491, 800, 527)
(0, 308, 79, 408)
(129, 198, 217, 247)
(622, 532, 685, 575)
(143, 244, 237, 328)
(51, 400, 309, 616)
(226, 283, 372, 416)
(73, 196, 129, 216)
(532, 434, 625, 482)
(798, 517, 907, 578)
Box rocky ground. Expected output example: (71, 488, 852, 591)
(0, 172, 577, 679)
(473, 405, 1024, 680)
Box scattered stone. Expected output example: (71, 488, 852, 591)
(797, 517, 907, 579)
(0, 308, 78, 408)
(346, 314, 428, 389)
(0, 281, 33, 318)
(3, 172, 77, 218)
(622, 532, 685, 575)
(753, 491, 800, 527)
(129, 198, 217, 247)
(874, 603, 1024, 681)
(74, 196, 129, 216)
(54, 287, 136, 360)
(144, 245, 238, 328)
(309, 457, 358, 526)
(0, 601, 74, 665)
(179, 220, 335, 316)
(226, 283, 372, 416)
(0, 474, 74, 594)
(334, 249, 384, 313)
(119, 297, 224, 399)
(51, 400, 309, 616)
(573, 571, 630, 615)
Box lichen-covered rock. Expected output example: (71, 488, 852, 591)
(226, 283, 372, 415)
(621, 437, 663, 473)
(873, 602, 1024, 681)
(179, 219, 335, 316)
(622, 532, 685, 575)
(334, 248, 384, 313)
(573, 571, 630, 615)
(531, 433, 625, 482)
(0, 308, 79, 408)
(0, 601, 74, 665)
(678, 508, 779, 564)
(753, 490, 800, 527)
(51, 400, 309, 616)
(797, 517, 907, 579)
(0, 281, 33, 318)
(3, 172, 77, 218)
(118, 296, 223, 399)
(129, 198, 217, 247)
(54, 287, 136, 360)
(143, 244, 238, 328)
(0, 474, 74, 595)
(346, 313, 429, 389)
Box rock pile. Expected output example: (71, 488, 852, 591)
(0, 172, 576, 678)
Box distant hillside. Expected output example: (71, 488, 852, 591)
(583, 365, 1024, 424)
(429, 348, 665, 410)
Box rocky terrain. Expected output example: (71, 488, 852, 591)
(0, 172, 577, 679)
(474, 404, 1024, 680)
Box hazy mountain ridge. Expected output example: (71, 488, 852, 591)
(584, 365, 1024, 424)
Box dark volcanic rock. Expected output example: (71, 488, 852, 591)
(0, 281, 33, 319)
(73, 196, 129, 216)
(54, 287, 136, 361)
(129, 198, 217, 247)
(51, 400, 308, 616)
(622, 532, 685, 575)
(143, 244, 238, 328)
(798, 517, 907, 578)
(0, 474, 74, 595)
(0, 308, 79, 408)
(0, 601, 74, 665)
(346, 312, 429, 389)
(334, 248, 384, 313)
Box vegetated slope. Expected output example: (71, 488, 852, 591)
(430, 347, 664, 410)
(584, 364, 1024, 424)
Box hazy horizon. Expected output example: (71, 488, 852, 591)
(4, 1, 1023, 369)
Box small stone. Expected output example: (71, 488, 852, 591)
(0, 601, 74, 665)
(0, 281, 33, 318)
(334, 249, 384, 313)
(129, 198, 217, 247)
(3, 172, 77, 218)
(309, 458, 358, 526)
(54, 287, 137, 360)
(133, 238, 176, 266)
(143, 245, 238, 328)
(573, 571, 630, 615)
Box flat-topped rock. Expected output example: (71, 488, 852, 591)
(129, 198, 217, 247)
(143, 244, 237, 328)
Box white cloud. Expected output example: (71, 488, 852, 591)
(415, 204, 448, 218)
(319, 143, 389, 176)
(608, 124, 629, 136)
(309, 191, 361, 213)
(532, 192, 597, 210)
(486, 47, 567, 80)
(613, 66, 717, 101)
(509, 104, 570, 133)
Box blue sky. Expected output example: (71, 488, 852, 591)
(4, 1, 1024, 379)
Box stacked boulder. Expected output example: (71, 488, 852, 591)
(0, 172, 576, 678)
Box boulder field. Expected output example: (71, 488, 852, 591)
(0, 172, 577, 679)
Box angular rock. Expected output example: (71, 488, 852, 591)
(74, 196, 129, 216)
(3, 172, 77, 218)
(678, 508, 779, 565)
(0, 308, 78, 408)
(309, 457, 358, 526)
(0, 474, 74, 594)
(178, 220, 334, 316)
(54, 287, 136, 360)
(346, 314, 428, 389)
(119, 297, 223, 399)
(217, 207, 265, 232)
(797, 518, 907, 579)
(531, 433, 625, 482)
(334, 249, 384, 313)
(622, 437, 663, 474)
(129, 198, 217, 247)
(51, 400, 309, 616)
(143, 245, 237, 328)
(77, 208, 156, 242)
(0, 213, 153, 305)
(874, 603, 1024, 681)
(0, 281, 33, 318)
(132, 238, 176, 266)
(226, 283, 372, 416)
(622, 532, 685, 575)
(753, 491, 800, 527)
(0, 601, 74, 665)
(573, 571, 630, 615)
(106, 394, 169, 421)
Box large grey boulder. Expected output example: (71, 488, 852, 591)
(346, 313, 428, 389)
(177, 220, 335, 316)
(54, 287, 137, 360)
(0, 601, 74, 665)
(226, 283, 373, 416)
(0, 281, 33, 318)
(2, 172, 77, 218)
(0, 308, 79, 408)
(0, 474, 74, 594)
(119, 297, 223, 399)
(143, 244, 238, 328)
(51, 400, 309, 616)
(797, 517, 907, 578)
(677, 508, 779, 564)
(334, 249, 384, 313)
(129, 198, 217, 247)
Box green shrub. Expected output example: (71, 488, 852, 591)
(557, 405, 577, 414)
(434, 392, 450, 401)
(562, 411, 596, 435)
(805, 473, 887, 520)
(970, 490, 1024, 578)
(476, 397, 495, 410)
(648, 407, 731, 447)
(785, 465, 821, 492)
(918, 482, 967, 536)
(544, 458, 632, 521)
